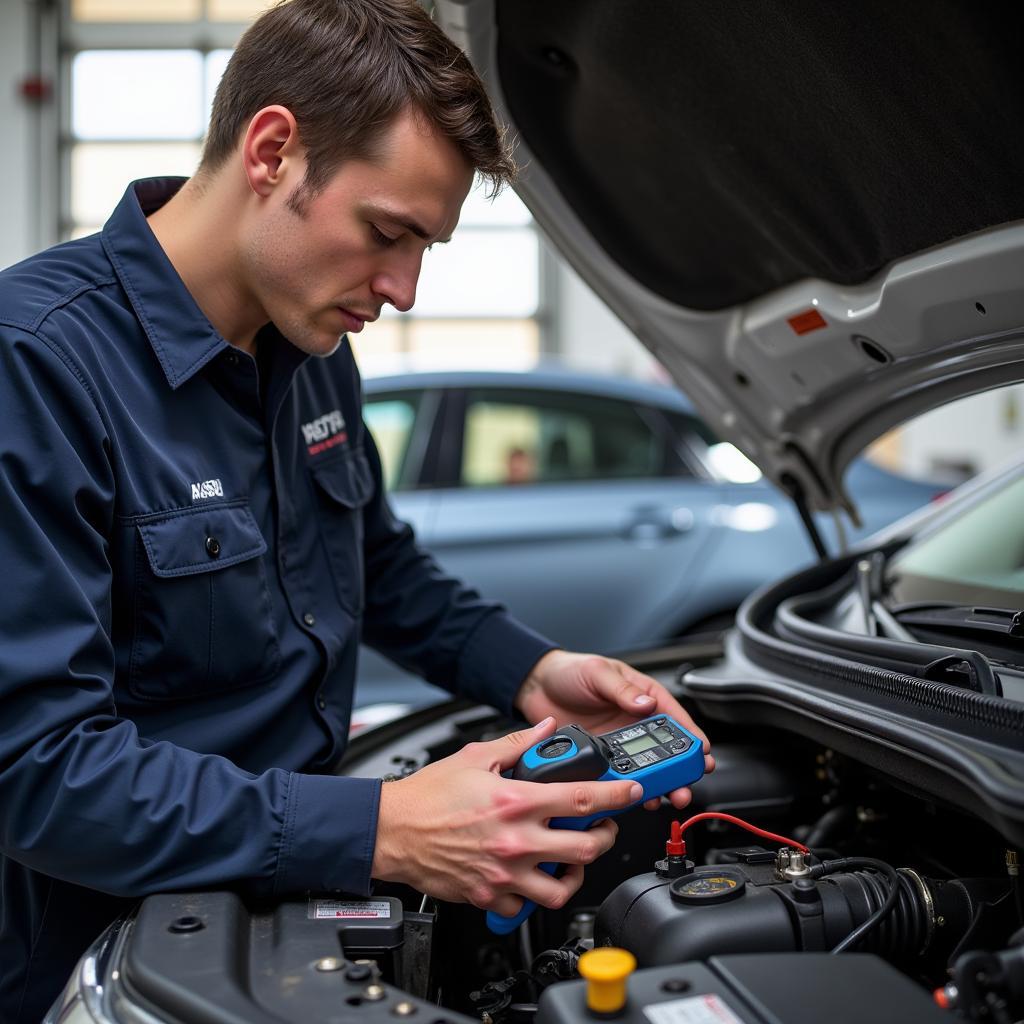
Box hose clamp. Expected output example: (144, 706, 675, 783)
(899, 867, 934, 954)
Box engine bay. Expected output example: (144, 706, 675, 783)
(71, 693, 1024, 1024)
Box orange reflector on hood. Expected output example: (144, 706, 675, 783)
(787, 308, 828, 335)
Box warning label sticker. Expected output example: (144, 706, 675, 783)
(307, 900, 392, 920)
(643, 993, 746, 1024)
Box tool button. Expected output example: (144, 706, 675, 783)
(578, 948, 636, 1014)
(614, 759, 634, 773)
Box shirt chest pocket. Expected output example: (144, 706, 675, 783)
(129, 502, 282, 700)
(310, 448, 374, 615)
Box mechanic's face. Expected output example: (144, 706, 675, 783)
(244, 107, 474, 357)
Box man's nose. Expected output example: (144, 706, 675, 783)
(372, 259, 420, 314)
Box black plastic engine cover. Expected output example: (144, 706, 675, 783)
(121, 891, 473, 1024)
(537, 954, 949, 1024)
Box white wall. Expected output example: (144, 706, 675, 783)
(1, 0, 35, 270)
(551, 248, 663, 381)
(897, 385, 1024, 482)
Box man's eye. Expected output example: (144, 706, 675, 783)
(370, 225, 398, 248)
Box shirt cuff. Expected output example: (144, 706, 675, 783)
(456, 611, 558, 719)
(274, 772, 382, 897)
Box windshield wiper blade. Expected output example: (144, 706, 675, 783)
(892, 603, 1024, 640)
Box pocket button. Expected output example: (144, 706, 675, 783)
(205, 536, 221, 557)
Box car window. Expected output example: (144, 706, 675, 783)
(460, 388, 689, 486)
(363, 393, 420, 491)
(887, 471, 1024, 608)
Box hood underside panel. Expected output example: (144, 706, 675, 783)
(496, 0, 1024, 311)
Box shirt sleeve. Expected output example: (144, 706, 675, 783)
(0, 325, 377, 899)
(358, 419, 557, 718)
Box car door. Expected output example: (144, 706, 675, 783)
(424, 386, 718, 654)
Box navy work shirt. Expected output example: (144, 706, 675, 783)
(0, 178, 554, 1022)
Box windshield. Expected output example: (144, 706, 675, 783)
(886, 471, 1024, 610)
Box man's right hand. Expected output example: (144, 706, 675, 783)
(371, 717, 643, 918)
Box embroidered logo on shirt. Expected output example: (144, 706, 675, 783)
(301, 409, 348, 456)
(191, 478, 224, 502)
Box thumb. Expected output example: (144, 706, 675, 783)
(486, 716, 557, 772)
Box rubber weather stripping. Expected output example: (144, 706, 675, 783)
(737, 554, 1024, 739)
(774, 589, 1000, 696)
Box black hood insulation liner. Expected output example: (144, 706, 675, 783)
(496, 0, 1024, 311)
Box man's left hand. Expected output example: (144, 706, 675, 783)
(513, 649, 715, 810)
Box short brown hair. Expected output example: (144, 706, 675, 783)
(201, 0, 516, 198)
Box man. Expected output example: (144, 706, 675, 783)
(0, 0, 711, 1018)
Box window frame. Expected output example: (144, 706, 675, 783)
(363, 386, 449, 492)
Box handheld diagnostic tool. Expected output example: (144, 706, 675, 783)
(486, 714, 704, 935)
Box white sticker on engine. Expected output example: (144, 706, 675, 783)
(644, 993, 747, 1024)
(308, 900, 392, 920)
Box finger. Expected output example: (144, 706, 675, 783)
(478, 717, 558, 773)
(618, 668, 712, 753)
(513, 862, 585, 911)
(666, 786, 694, 811)
(536, 777, 644, 819)
(583, 659, 660, 716)
(643, 796, 662, 811)
(539, 819, 619, 865)
(488, 892, 525, 918)
(590, 662, 711, 753)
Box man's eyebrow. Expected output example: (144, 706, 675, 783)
(367, 205, 452, 244)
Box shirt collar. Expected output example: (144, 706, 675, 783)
(101, 177, 232, 390)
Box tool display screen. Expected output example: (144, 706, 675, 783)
(621, 734, 659, 756)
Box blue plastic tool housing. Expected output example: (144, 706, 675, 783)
(486, 715, 704, 934)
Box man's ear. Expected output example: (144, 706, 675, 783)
(241, 105, 302, 197)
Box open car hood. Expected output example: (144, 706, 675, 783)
(436, 0, 1024, 521)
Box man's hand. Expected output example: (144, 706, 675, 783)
(372, 718, 643, 917)
(514, 649, 715, 810)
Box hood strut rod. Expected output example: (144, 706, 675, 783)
(782, 474, 830, 561)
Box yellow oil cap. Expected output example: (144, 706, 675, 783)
(578, 947, 636, 1015)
